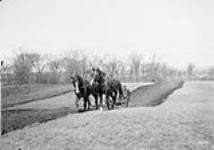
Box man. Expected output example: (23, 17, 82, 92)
(122, 85, 131, 107)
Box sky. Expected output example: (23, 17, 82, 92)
(0, 0, 214, 69)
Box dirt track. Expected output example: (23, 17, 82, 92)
(1, 82, 152, 134)
(1, 81, 213, 150)
(129, 81, 184, 107)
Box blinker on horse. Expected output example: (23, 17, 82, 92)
(71, 68, 125, 112)
(90, 68, 106, 110)
(90, 68, 124, 110)
(70, 74, 91, 112)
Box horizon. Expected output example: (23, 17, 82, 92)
(1, 0, 214, 70)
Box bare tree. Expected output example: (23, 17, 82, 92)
(118, 62, 127, 81)
(88, 54, 104, 69)
(1, 61, 13, 85)
(63, 50, 80, 75)
(78, 50, 90, 78)
(48, 57, 62, 83)
(29, 53, 49, 83)
(62, 49, 91, 81)
(208, 66, 214, 80)
(103, 57, 122, 78)
(129, 52, 142, 82)
(150, 55, 160, 80)
(187, 63, 195, 80)
(13, 52, 40, 84)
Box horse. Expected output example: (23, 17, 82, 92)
(90, 68, 123, 109)
(104, 75, 124, 109)
(70, 74, 91, 112)
(90, 68, 106, 109)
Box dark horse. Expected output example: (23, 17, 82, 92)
(105, 75, 124, 109)
(70, 74, 91, 112)
(90, 68, 123, 109)
(90, 68, 106, 109)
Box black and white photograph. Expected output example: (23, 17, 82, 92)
(0, 0, 214, 149)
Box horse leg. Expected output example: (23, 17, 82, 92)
(87, 95, 91, 110)
(95, 97, 98, 109)
(99, 93, 103, 109)
(111, 95, 114, 109)
(110, 91, 116, 106)
(100, 94, 103, 107)
(93, 94, 98, 109)
(109, 93, 115, 109)
(126, 96, 130, 107)
(75, 96, 80, 112)
(83, 98, 87, 112)
(106, 92, 111, 109)
(88, 99, 91, 110)
(118, 82, 123, 99)
(114, 91, 118, 105)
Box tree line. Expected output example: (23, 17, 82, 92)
(1, 49, 188, 85)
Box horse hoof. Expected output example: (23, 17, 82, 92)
(100, 107, 104, 112)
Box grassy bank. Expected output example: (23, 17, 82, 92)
(2, 84, 73, 108)
(1, 81, 214, 150)
(1, 81, 183, 135)
(129, 80, 184, 107)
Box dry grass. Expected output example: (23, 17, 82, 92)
(1, 81, 214, 150)
(1, 82, 150, 134)
(129, 81, 184, 107)
(2, 84, 73, 108)
(1, 82, 151, 109)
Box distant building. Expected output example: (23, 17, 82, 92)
(193, 67, 214, 80)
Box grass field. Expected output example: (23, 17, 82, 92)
(129, 81, 184, 107)
(1, 81, 214, 150)
(2, 84, 73, 108)
(1, 82, 153, 134)
(1, 81, 183, 136)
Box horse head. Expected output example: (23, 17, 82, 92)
(70, 74, 81, 94)
(90, 68, 106, 86)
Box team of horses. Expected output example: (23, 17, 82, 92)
(70, 68, 127, 112)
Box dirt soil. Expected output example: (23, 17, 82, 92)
(129, 80, 184, 107)
(0, 81, 214, 150)
(2, 84, 73, 108)
(1, 82, 152, 135)
(1, 81, 181, 135)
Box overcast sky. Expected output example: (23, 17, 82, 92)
(0, 0, 214, 69)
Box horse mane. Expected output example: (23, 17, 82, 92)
(96, 68, 106, 84)
(96, 68, 105, 77)
(76, 74, 91, 87)
(74, 74, 83, 86)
